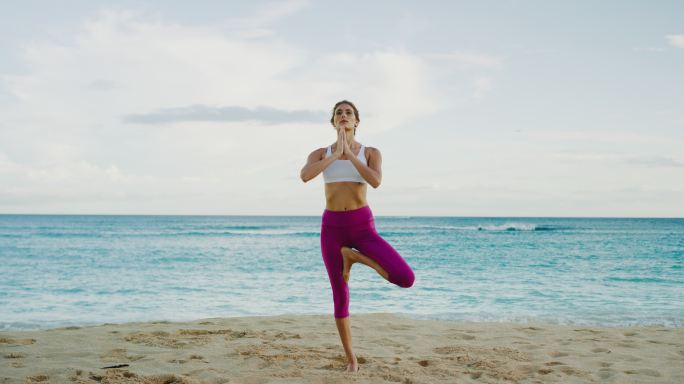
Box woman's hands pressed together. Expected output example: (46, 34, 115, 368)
(333, 125, 345, 159)
(342, 131, 355, 159)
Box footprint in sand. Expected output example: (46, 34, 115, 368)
(168, 354, 205, 364)
(24, 374, 48, 382)
(273, 331, 302, 340)
(545, 361, 565, 366)
(559, 366, 583, 375)
(623, 331, 638, 337)
(615, 341, 638, 348)
(591, 347, 610, 353)
(388, 324, 413, 331)
(4, 352, 26, 359)
(548, 351, 568, 358)
(418, 360, 430, 367)
(449, 332, 476, 340)
(101, 348, 145, 362)
(537, 368, 554, 375)
(433, 346, 467, 355)
(124, 330, 211, 348)
(624, 369, 661, 377)
(0, 337, 36, 345)
(168, 358, 187, 364)
(597, 368, 616, 379)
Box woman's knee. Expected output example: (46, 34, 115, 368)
(393, 269, 415, 288)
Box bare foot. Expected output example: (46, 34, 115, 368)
(341, 246, 358, 283)
(345, 354, 359, 373)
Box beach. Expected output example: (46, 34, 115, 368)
(2, 215, 683, 382)
(2, 313, 683, 383)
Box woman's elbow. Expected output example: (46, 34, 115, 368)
(370, 179, 381, 189)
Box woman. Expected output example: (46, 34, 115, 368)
(300, 100, 415, 373)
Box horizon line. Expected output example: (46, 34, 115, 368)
(1, 213, 682, 219)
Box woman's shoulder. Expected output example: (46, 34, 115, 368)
(306, 147, 328, 161)
(363, 145, 381, 162)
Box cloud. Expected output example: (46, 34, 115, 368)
(218, 0, 312, 38)
(666, 34, 684, 48)
(526, 130, 684, 146)
(124, 104, 326, 124)
(0, 6, 465, 214)
(545, 152, 684, 168)
(304, 49, 443, 131)
(472, 76, 493, 100)
(425, 52, 503, 69)
(423, 52, 502, 103)
(623, 156, 684, 168)
(632, 47, 665, 52)
(1, 7, 446, 134)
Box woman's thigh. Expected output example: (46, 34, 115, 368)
(350, 226, 415, 287)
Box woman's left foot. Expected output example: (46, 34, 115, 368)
(345, 362, 359, 372)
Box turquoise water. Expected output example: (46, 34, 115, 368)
(0, 214, 682, 331)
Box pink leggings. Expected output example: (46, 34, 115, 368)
(320, 205, 415, 318)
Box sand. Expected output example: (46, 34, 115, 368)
(1, 313, 682, 383)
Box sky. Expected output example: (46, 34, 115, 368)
(0, 0, 682, 217)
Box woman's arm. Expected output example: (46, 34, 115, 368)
(300, 148, 337, 182)
(300, 129, 345, 182)
(348, 147, 382, 188)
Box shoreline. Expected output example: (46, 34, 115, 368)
(6, 312, 682, 334)
(2, 313, 682, 383)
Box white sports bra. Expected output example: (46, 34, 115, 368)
(322, 145, 367, 184)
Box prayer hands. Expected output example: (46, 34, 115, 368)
(333, 126, 345, 159)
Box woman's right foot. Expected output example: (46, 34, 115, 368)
(341, 246, 358, 283)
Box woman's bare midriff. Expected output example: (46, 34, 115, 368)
(325, 182, 368, 211)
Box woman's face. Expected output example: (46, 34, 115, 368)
(333, 103, 358, 132)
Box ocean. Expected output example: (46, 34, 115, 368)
(1, 214, 682, 331)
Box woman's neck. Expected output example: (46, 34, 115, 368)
(344, 132, 357, 147)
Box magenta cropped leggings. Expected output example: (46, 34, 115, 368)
(320, 205, 415, 318)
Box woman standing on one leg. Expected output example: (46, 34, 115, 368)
(300, 100, 416, 373)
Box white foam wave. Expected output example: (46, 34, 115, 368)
(475, 223, 537, 231)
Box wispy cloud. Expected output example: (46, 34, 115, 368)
(124, 105, 326, 124)
(623, 156, 684, 168)
(472, 76, 493, 100)
(632, 47, 665, 52)
(666, 34, 684, 48)
(219, 0, 311, 38)
(527, 131, 684, 146)
(548, 152, 684, 168)
(425, 52, 503, 69)
(0, 6, 448, 214)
